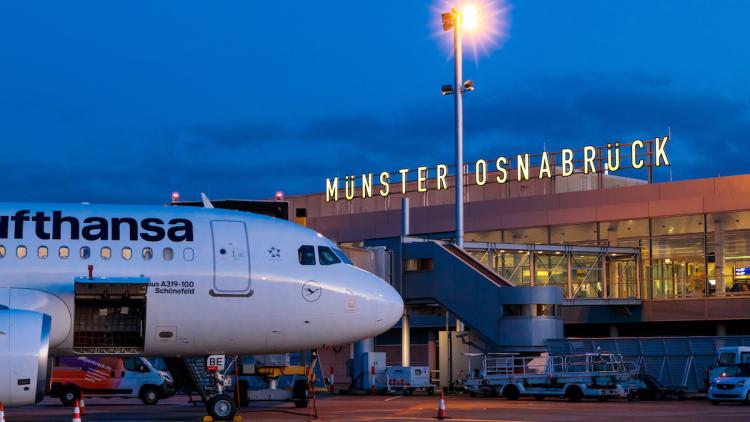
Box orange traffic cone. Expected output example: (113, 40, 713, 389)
(435, 391, 448, 420)
(0, 401, 5, 422)
(72, 399, 82, 422)
(79, 397, 86, 415)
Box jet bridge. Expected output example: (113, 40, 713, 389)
(364, 237, 642, 351)
(399, 239, 563, 351)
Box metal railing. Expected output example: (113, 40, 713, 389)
(475, 353, 638, 380)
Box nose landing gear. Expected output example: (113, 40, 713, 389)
(204, 364, 237, 421)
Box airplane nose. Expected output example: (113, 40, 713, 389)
(374, 276, 404, 330)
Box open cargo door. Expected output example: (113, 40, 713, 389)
(73, 275, 150, 355)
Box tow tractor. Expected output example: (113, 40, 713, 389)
(465, 352, 638, 401)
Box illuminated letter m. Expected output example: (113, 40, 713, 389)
(326, 178, 339, 202)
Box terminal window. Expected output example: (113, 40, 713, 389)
(404, 258, 434, 272)
(503, 304, 559, 317)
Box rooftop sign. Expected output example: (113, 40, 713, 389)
(325, 136, 670, 202)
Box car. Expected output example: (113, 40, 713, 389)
(628, 374, 688, 401)
(708, 363, 750, 405)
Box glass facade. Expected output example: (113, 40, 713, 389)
(465, 211, 750, 300)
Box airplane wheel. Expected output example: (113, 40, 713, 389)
(207, 394, 236, 421)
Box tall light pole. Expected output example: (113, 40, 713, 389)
(441, 9, 474, 249)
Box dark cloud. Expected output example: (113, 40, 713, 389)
(170, 72, 750, 198)
(1, 72, 748, 204)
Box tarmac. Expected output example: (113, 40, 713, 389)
(4, 394, 749, 422)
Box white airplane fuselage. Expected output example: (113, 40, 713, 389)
(0, 203, 403, 357)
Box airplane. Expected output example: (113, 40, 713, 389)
(0, 200, 404, 419)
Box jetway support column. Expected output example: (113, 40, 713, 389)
(400, 197, 411, 366)
(401, 309, 410, 367)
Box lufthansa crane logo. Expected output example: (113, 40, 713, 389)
(301, 280, 322, 302)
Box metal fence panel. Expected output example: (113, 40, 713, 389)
(548, 336, 750, 393)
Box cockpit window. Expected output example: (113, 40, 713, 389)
(298, 245, 316, 265)
(318, 246, 341, 265)
(333, 248, 353, 265)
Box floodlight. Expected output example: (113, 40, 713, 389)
(441, 11, 455, 31)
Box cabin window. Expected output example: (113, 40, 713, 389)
(142, 247, 153, 261)
(0, 245, 5, 258)
(298, 245, 316, 265)
(122, 247, 133, 260)
(38, 246, 48, 259)
(101, 247, 112, 260)
(59, 246, 69, 260)
(318, 246, 341, 265)
(163, 247, 174, 261)
(80, 246, 90, 260)
(17, 245, 27, 259)
(183, 247, 194, 261)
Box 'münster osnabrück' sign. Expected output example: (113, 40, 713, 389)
(325, 136, 670, 202)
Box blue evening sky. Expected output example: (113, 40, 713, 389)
(1, 1, 749, 203)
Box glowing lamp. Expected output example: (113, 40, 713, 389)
(463, 5, 479, 31)
(171, 192, 180, 203)
(275, 191, 284, 201)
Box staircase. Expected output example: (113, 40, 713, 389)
(402, 240, 562, 350)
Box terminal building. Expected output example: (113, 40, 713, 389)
(275, 141, 750, 390)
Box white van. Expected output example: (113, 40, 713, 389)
(49, 357, 175, 405)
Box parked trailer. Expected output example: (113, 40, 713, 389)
(465, 353, 638, 402)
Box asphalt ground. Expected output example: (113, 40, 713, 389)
(4, 394, 749, 422)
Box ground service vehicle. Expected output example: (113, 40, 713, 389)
(708, 363, 750, 404)
(385, 366, 434, 395)
(707, 346, 750, 388)
(466, 353, 637, 401)
(49, 357, 174, 405)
